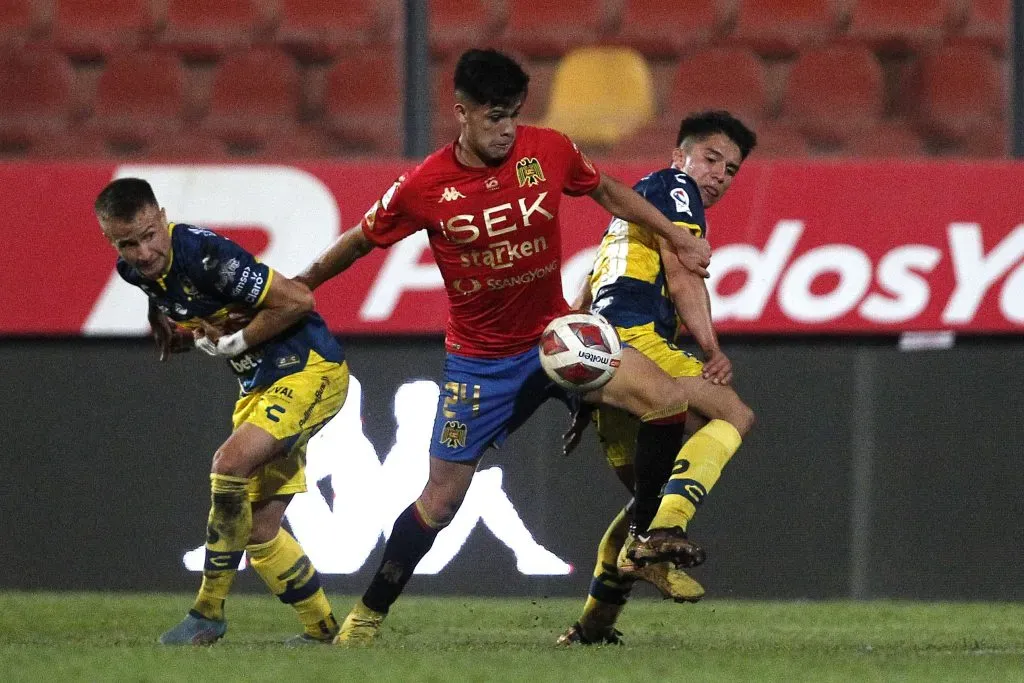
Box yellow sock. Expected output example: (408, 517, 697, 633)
(579, 506, 632, 638)
(649, 419, 742, 532)
(192, 473, 251, 621)
(248, 528, 338, 640)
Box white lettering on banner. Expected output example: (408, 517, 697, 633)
(180, 377, 572, 575)
(942, 224, 1024, 324)
(859, 246, 942, 323)
(84, 166, 339, 335)
(361, 231, 443, 321)
(709, 220, 804, 321)
(1000, 262, 1024, 322)
(778, 245, 873, 323)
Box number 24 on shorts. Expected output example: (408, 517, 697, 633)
(442, 382, 481, 418)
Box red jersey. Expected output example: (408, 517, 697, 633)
(360, 125, 601, 357)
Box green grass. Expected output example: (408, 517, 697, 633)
(1, 593, 1023, 682)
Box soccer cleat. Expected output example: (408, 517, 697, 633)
(627, 527, 706, 569)
(333, 601, 386, 646)
(157, 611, 227, 645)
(284, 633, 334, 646)
(624, 561, 705, 603)
(555, 621, 623, 646)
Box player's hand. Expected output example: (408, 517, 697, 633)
(701, 349, 733, 385)
(669, 231, 711, 278)
(147, 299, 192, 362)
(193, 329, 219, 357)
(562, 402, 595, 456)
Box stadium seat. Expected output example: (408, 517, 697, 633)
(429, 0, 500, 59)
(499, 0, 609, 58)
(146, 132, 229, 160)
(731, 0, 840, 58)
(605, 120, 681, 160)
(847, 0, 962, 55)
(161, 0, 275, 59)
(959, 122, 1007, 157)
(53, 0, 157, 60)
(961, 0, 1010, 53)
(847, 121, 926, 157)
(783, 46, 883, 145)
(90, 52, 185, 146)
(0, 49, 74, 151)
(277, 0, 398, 61)
(0, 0, 46, 47)
(611, 0, 724, 58)
(914, 45, 1002, 144)
(663, 48, 768, 126)
(325, 51, 402, 155)
(432, 58, 460, 148)
(542, 47, 655, 148)
(203, 49, 299, 147)
(753, 121, 809, 157)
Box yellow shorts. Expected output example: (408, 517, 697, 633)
(595, 322, 703, 469)
(231, 352, 349, 502)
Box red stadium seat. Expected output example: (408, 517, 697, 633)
(277, 0, 398, 61)
(959, 123, 1007, 158)
(325, 51, 402, 155)
(848, 0, 961, 55)
(90, 52, 185, 146)
(847, 121, 926, 157)
(0, 49, 74, 151)
(605, 120, 681, 160)
(432, 58, 460, 148)
(663, 48, 768, 125)
(0, 0, 46, 46)
(914, 45, 1002, 144)
(731, 0, 840, 58)
(611, 0, 724, 58)
(753, 121, 809, 158)
(161, 0, 275, 59)
(430, 0, 500, 59)
(203, 49, 299, 147)
(962, 0, 1010, 53)
(783, 46, 883, 145)
(53, 0, 157, 59)
(146, 132, 229, 161)
(499, 0, 609, 58)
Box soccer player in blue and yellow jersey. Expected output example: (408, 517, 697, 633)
(95, 178, 348, 645)
(559, 111, 759, 645)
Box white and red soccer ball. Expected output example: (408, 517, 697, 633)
(538, 313, 622, 392)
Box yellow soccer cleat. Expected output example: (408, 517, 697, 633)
(333, 601, 386, 646)
(618, 532, 705, 602)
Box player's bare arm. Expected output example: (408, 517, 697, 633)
(294, 225, 375, 291)
(202, 273, 315, 357)
(588, 174, 711, 278)
(659, 236, 732, 385)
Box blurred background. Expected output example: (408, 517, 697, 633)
(1, 1, 1021, 602)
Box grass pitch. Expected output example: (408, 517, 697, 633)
(1, 592, 1022, 682)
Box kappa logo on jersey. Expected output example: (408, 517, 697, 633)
(670, 187, 692, 216)
(515, 157, 546, 187)
(439, 186, 466, 202)
(439, 420, 468, 448)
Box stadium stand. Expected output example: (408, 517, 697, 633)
(663, 48, 768, 126)
(500, 0, 609, 57)
(610, 0, 725, 57)
(53, 0, 157, 60)
(731, 0, 840, 58)
(89, 51, 185, 149)
(0, 0, 48, 47)
(847, 0, 963, 55)
(914, 43, 1003, 145)
(848, 121, 926, 157)
(160, 0, 275, 59)
(277, 0, 398, 61)
(541, 47, 655, 148)
(325, 51, 403, 154)
(429, 0, 502, 59)
(961, 0, 1010, 53)
(0, 48, 74, 155)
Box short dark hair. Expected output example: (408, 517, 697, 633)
(453, 49, 530, 108)
(677, 110, 758, 160)
(94, 177, 158, 222)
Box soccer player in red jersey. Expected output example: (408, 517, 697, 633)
(296, 49, 715, 643)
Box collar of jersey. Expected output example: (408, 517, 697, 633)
(154, 222, 176, 287)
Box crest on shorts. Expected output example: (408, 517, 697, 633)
(516, 157, 546, 187)
(439, 420, 468, 448)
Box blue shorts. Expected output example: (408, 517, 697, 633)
(429, 347, 570, 463)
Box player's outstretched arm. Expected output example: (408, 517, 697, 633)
(588, 174, 711, 278)
(294, 225, 375, 291)
(659, 237, 732, 385)
(214, 274, 315, 356)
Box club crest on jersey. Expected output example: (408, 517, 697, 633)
(670, 187, 692, 216)
(516, 157, 546, 187)
(180, 276, 198, 297)
(439, 420, 468, 448)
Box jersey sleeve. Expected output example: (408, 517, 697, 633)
(188, 228, 274, 307)
(638, 170, 708, 238)
(359, 173, 426, 248)
(558, 133, 602, 196)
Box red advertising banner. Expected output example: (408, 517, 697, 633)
(1, 160, 1022, 336)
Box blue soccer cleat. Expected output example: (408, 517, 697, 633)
(158, 611, 227, 645)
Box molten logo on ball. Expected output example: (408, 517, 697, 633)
(538, 313, 622, 392)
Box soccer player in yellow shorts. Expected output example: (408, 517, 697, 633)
(559, 111, 759, 645)
(95, 177, 348, 645)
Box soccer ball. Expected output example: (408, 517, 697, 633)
(538, 313, 622, 392)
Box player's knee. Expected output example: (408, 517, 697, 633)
(211, 446, 250, 478)
(248, 517, 279, 545)
(418, 486, 465, 527)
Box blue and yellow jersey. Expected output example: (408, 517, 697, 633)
(589, 168, 707, 341)
(117, 222, 344, 393)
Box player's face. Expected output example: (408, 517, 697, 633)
(100, 204, 171, 279)
(456, 97, 522, 165)
(672, 133, 743, 208)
